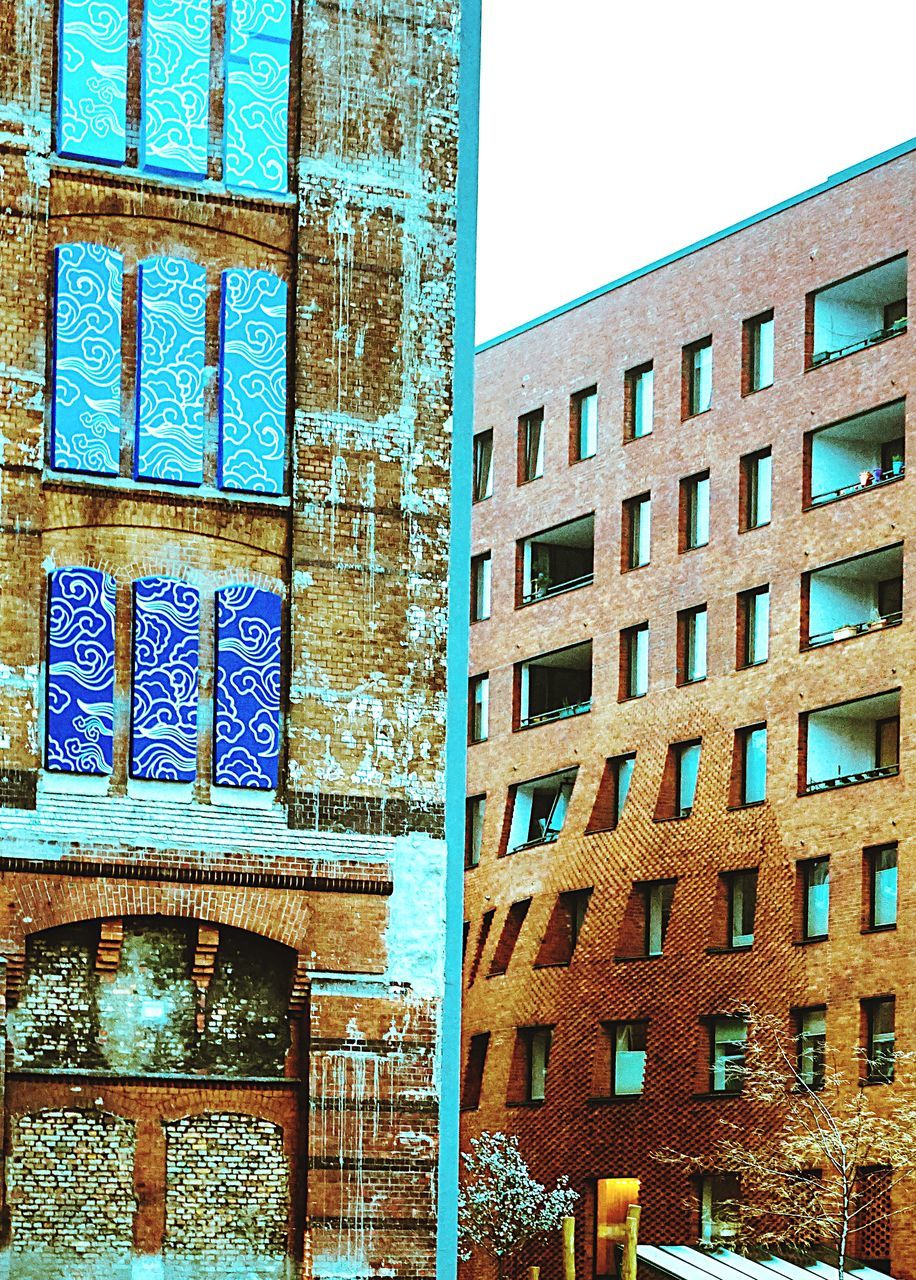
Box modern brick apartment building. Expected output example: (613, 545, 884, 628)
(0, 1, 464, 1277)
(463, 142, 915, 1278)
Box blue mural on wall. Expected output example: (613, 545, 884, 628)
(46, 568, 117, 775)
(214, 586, 281, 789)
(130, 577, 200, 782)
(135, 256, 207, 484)
(58, 0, 128, 165)
(141, 0, 211, 179)
(218, 269, 288, 494)
(224, 0, 291, 195)
(52, 243, 123, 476)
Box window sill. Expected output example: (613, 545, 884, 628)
(742, 383, 773, 398)
(862, 923, 897, 935)
(618, 692, 647, 704)
(653, 812, 693, 823)
(588, 1094, 643, 1106)
(506, 1099, 546, 1109)
(736, 658, 768, 671)
(806, 323, 907, 371)
(570, 453, 597, 466)
(705, 945, 753, 955)
(486, 969, 507, 979)
(472, 494, 493, 506)
(683, 407, 712, 422)
(793, 935, 829, 947)
(517, 475, 544, 487)
(43, 471, 291, 509)
(518, 574, 594, 609)
(621, 563, 651, 574)
(52, 154, 298, 209)
(727, 800, 766, 811)
(501, 834, 561, 856)
(692, 1090, 743, 1101)
(677, 675, 707, 688)
(861, 1076, 894, 1088)
(802, 615, 902, 650)
(679, 543, 709, 555)
(738, 520, 772, 535)
(516, 704, 591, 732)
(614, 953, 663, 964)
(533, 960, 572, 971)
(623, 431, 653, 445)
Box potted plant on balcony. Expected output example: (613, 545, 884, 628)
(834, 623, 857, 641)
(892, 453, 904, 476)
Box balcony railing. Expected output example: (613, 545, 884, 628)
(511, 829, 561, 853)
(521, 572, 594, 606)
(805, 763, 899, 794)
(811, 317, 907, 367)
(520, 699, 591, 729)
(810, 463, 905, 506)
(807, 611, 903, 648)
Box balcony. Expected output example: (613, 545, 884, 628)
(518, 514, 594, 605)
(506, 768, 577, 853)
(516, 641, 592, 729)
(803, 544, 903, 648)
(801, 690, 900, 794)
(808, 255, 907, 368)
(805, 399, 905, 507)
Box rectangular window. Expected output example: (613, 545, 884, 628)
(684, 337, 713, 417)
(710, 1017, 747, 1093)
(620, 623, 649, 700)
(46, 568, 117, 776)
(737, 724, 767, 805)
(802, 690, 900, 792)
(612, 1022, 647, 1096)
(645, 881, 675, 957)
(469, 674, 489, 743)
(802, 857, 830, 940)
(519, 409, 545, 483)
(141, 0, 211, 179)
(471, 553, 492, 622)
(806, 399, 905, 507)
(526, 1026, 552, 1101)
(868, 844, 898, 929)
(727, 870, 757, 948)
(473, 429, 493, 501)
(518, 514, 595, 605)
(741, 448, 772, 530)
(130, 577, 200, 783)
(738, 586, 770, 666)
(809, 254, 908, 367)
(506, 769, 577, 852)
(700, 1174, 740, 1242)
(214, 586, 282, 790)
(744, 310, 775, 393)
(675, 741, 701, 817)
(572, 387, 598, 460)
(58, 0, 128, 165)
(680, 472, 710, 551)
(517, 641, 592, 729)
(797, 1007, 826, 1090)
(625, 362, 654, 440)
(864, 998, 895, 1083)
(465, 795, 486, 869)
(622, 493, 651, 570)
(462, 1032, 490, 1110)
(678, 605, 708, 685)
(224, 0, 292, 194)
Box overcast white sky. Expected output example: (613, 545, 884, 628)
(475, 0, 915, 343)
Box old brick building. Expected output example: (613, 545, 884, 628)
(0, 0, 466, 1277)
(463, 142, 915, 1276)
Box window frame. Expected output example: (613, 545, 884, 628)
(709, 1016, 747, 1094)
(683, 336, 713, 419)
(622, 493, 651, 572)
(866, 843, 898, 930)
(680, 471, 710, 552)
(801, 856, 830, 941)
(472, 429, 494, 502)
(796, 1006, 827, 1091)
(743, 310, 775, 395)
(571, 386, 598, 462)
(619, 623, 649, 701)
(518, 409, 545, 484)
(468, 673, 489, 744)
(726, 869, 758, 949)
(465, 794, 486, 869)
(737, 585, 770, 668)
(525, 1025, 553, 1102)
(624, 361, 654, 441)
(740, 447, 773, 532)
(470, 552, 492, 622)
(610, 1020, 648, 1097)
(864, 997, 895, 1084)
(677, 604, 708, 686)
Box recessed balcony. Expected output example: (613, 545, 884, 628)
(516, 641, 592, 729)
(517, 514, 595, 605)
(801, 690, 900, 794)
(506, 768, 578, 853)
(803, 544, 903, 648)
(805, 399, 905, 507)
(808, 255, 907, 368)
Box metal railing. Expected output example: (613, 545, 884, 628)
(805, 763, 899, 794)
(807, 611, 903, 648)
(810, 318, 907, 367)
(521, 571, 594, 605)
(510, 829, 561, 853)
(520, 699, 591, 728)
(810, 464, 904, 505)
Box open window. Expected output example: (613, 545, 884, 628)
(571, 387, 598, 460)
(505, 768, 577, 853)
(800, 689, 900, 794)
(805, 399, 905, 506)
(586, 754, 636, 833)
(803, 543, 903, 648)
(518, 409, 545, 483)
(624, 362, 654, 440)
(807, 255, 907, 368)
(517, 514, 594, 605)
(656, 740, 701, 820)
(622, 493, 651, 571)
(535, 888, 592, 967)
(488, 900, 531, 976)
(516, 641, 592, 729)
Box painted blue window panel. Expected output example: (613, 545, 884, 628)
(130, 577, 200, 782)
(141, 0, 211, 179)
(224, 0, 291, 194)
(52, 243, 123, 476)
(58, 0, 128, 165)
(218, 269, 288, 494)
(135, 257, 206, 484)
(46, 568, 117, 775)
(214, 586, 281, 789)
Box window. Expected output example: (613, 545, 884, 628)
(468, 910, 494, 985)
(465, 795, 486, 869)
(622, 493, 651, 571)
(864, 998, 895, 1083)
(52, 243, 124, 476)
(644, 881, 675, 957)
(700, 1174, 740, 1242)
(473, 429, 494, 501)
(734, 724, 767, 805)
(214, 586, 282, 790)
(625, 362, 654, 440)
(726, 870, 757, 948)
(506, 769, 577, 852)
(710, 1017, 747, 1093)
(740, 448, 772, 530)
(224, 0, 292, 193)
(572, 387, 598, 460)
(805, 399, 906, 506)
(535, 888, 592, 966)
(596, 1179, 641, 1278)
(680, 472, 710, 551)
(678, 606, 707, 684)
(489, 900, 531, 976)
(796, 1007, 826, 1090)
(130, 577, 201, 782)
(804, 543, 903, 648)
(611, 1022, 647, 1096)
(744, 310, 774, 393)
(468, 674, 489, 743)
(808, 255, 908, 367)
(867, 844, 898, 929)
(586, 753, 636, 833)
(58, 0, 129, 165)
(46, 567, 117, 776)
(802, 690, 900, 792)
(461, 1033, 489, 1110)
(801, 857, 830, 940)
(519, 409, 545, 483)
(518, 514, 595, 604)
(684, 337, 712, 417)
(517, 641, 592, 728)
(675, 741, 701, 817)
(619, 623, 649, 700)
(525, 1026, 552, 1102)
(471, 553, 492, 622)
(142, 0, 211, 178)
(737, 586, 769, 667)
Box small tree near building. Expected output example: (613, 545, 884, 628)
(458, 1131, 578, 1278)
(656, 1010, 916, 1279)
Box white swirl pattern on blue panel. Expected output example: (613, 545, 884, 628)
(214, 586, 281, 789)
(141, 0, 210, 178)
(52, 243, 123, 475)
(58, 0, 128, 164)
(218, 269, 288, 494)
(130, 577, 200, 782)
(135, 257, 206, 485)
(224, 0, 291, 195)
(46, 567, 117, 776)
